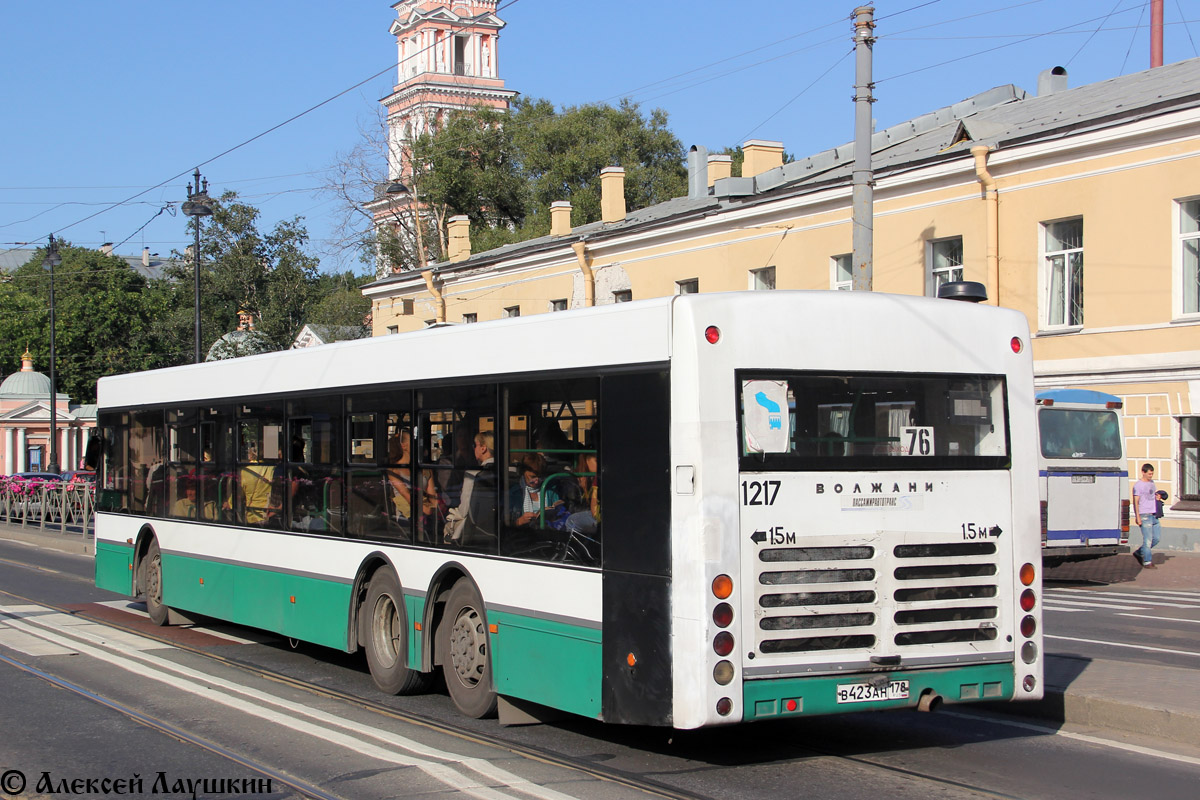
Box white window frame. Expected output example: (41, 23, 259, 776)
(462, 313, 478, 324)
(1039, 217, 1084, 331)
(1174, 196, 1200, 320)
(750, 266, 776, 291)
(831, 254, 853, 291)
(549, 298, 568, 313)
(503, 306, 520, 318)
(613, 290, 632, 303)
(677, 279, 699, 295)
(926, 236, 964, 297)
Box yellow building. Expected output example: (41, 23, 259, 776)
(363, 58, 1200, 549)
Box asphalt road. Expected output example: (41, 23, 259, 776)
(2, 538, 1200, 800)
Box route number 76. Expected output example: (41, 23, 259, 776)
(901, 426, 935, 456)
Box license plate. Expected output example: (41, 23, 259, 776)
(1071, 474, 1096, 484)
(836, 680, 910, 704)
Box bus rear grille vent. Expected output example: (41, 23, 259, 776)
(761, 590, 876, 607)
(890, 543, 1000, 648)
(759, 635, 876, 654)
(761, 612, 876, 630)
(760, 568, 876, 585)
(760, 546, 874, 562)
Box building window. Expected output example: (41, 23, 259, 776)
(462, 313, 477, 324)
(677, 279, 699, 295)
(549, 299, 567, 312)
(386, 325, 399, 335)
(613, 290, 632, 303)
(504, 306, 520, 318)
(927, 237, 963, 296)
(831, 254, 853, 291)
(1044, 218, 1084, 327)
(1183, 417, 1200, 502)
(1178, 197, 1200, 317)
(401, 298, 414, 316)
(423, 319, 436, 328)
(751, 266, 776, 291)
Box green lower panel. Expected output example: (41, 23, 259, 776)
(744, 662, 1015, 720)
(95, 541, 134, 596)
(489, 611, 602, 719)
(162, 552, 352, 651)
(405, 594, 426, 669)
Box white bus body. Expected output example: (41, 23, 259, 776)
(95, 291, 1043, 729)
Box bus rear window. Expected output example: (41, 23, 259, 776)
(1038, 408, 1122, 459)
(739, 372, 1009, 471)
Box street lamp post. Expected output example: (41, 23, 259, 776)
(42, 234, 61, 474)
(182, 168, 214, 363)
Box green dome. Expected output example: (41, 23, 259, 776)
(0, 368, 51, 397)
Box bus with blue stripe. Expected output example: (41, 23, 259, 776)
(1035, 389, 1130, 565)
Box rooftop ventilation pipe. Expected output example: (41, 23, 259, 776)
(687, 145, 709, 199)
(971, 145, 1000, 306)
(1037, 66, 1068, 96)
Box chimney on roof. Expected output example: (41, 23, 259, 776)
(550, 201, 572, 236)
(446, 216, 471, 262)
(1037, 66, 1068, 96)
(707, 154, 733, 186)
(100, 242, 114, 256)
(600, 166, 626, 223)
(742, 140, 784, 178)
(687, 145, 709, 199)
(142, 247, 150, 267)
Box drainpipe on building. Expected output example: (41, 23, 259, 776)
(571, 240, 595, 307)
(421, 269, 446, 323)
(971, 145, 1000, 307)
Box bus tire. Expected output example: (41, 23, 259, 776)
(439, 579, 497, 719)
(363, 569, 432, 696)
(140, 540, 170, 627)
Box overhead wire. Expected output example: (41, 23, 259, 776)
(1119, 3, 1149, 74)
(1067, 0, 1135, 66)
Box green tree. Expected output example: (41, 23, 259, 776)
(409, 97, 688, 253)
(0, 243, 168, 403)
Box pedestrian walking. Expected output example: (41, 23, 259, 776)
(1132, 463, 1161, 569)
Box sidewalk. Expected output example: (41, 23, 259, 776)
(1, 521, 1197, 743)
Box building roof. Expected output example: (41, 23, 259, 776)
(364, 57, 1200, 291)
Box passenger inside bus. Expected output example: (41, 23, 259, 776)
(507, 453, 564, 528)
(443, 431, 497, 550)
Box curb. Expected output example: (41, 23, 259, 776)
(989, 655, 1200, 743)
(0, 524, 92, 556)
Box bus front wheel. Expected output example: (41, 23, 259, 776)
(140, 540, 169, 627)
(439, 580, 497, 718)
(363, 569, 432, 695)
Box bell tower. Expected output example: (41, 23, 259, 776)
(381, 1, 518, 179)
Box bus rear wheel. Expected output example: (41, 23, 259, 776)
(140, 540, 169, 627)
(363, 569, 432, 695)
(439, 579, 497, 718)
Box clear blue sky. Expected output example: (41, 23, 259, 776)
(1, 0, 1196, 272)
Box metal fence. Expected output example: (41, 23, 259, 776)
(0, 481, 95, 535)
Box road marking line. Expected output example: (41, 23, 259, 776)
(1037, 598, 1148, 611)
(7, 608, 582, 800)
(1115, 613, 1200, 625)
(1041, 606, 1086, 612)
(1046, 633, 1200, 658)
(941, 710, 1200, 768)
(1046, 590, 1200, 609)
(93, 599, 266, 645)
(0, 627, 77, 656)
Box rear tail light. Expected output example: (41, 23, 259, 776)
(705, 326, 721, 344)
(713, 631, 734, 657)
(712, 603, 734, 628)
(1020, 615, 1037, 638)
(1020, 588, 1036, 612)
(1010, 336, 1023, 354)
(1121, 499, 1130, 535)
(1040, 501, 1048, 544)
(713, 661, 734, 685)
(1106, 401, 1123, 409)
(1019, 562, 1036, 586)
(716, 697, 733, 716)
(712, 574, 733, 599)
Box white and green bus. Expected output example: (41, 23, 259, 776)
(93, 290, 1043, 728)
